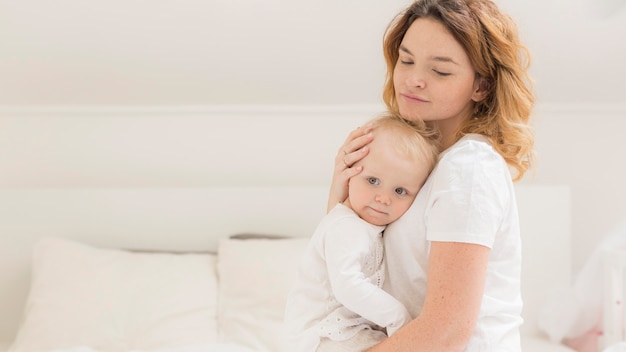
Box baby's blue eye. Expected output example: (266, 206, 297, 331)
(367, 177, 380, 185)
(395, 188, 407, 195)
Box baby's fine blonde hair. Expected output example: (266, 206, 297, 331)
(368, 112, 440, 173)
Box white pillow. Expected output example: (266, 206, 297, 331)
(217, 237, 309, 352)
(10, 238, 219, 352)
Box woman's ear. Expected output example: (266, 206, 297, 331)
(471, 76, 491, 102)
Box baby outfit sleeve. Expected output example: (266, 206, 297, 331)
(323, 217, 411, 334)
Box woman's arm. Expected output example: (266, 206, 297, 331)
(327, 125, 373, 211)
(368, 241, 490, 352)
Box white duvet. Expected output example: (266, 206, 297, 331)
(48, 343, 256, 352)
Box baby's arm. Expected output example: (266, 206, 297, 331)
(324, 222, 411, 334)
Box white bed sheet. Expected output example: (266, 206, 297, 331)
(47, 343, 256, 352)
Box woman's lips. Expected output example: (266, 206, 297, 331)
(401, 93, 427, 103)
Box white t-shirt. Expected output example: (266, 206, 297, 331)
(284, 203, 411, 352)
(383, 134, 523, 351)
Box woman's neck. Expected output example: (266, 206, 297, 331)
(434, 120, 466, 151)
(440, 133, 458, 151)
(432, 108, 473, 151)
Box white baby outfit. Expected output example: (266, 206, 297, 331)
(284, 203, 411, 352)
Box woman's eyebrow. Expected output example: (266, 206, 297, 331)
(430, 55, 459, 65)
(400, 45, 459, 65)
(399, 45, 413, 56)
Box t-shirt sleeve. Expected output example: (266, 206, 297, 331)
(425, 139, 512, 248)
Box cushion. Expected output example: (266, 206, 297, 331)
(217, 237, 309, 352)
(9, 238, 218, 352)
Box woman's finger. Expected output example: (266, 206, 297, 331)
(340, 145, 369, 170)
(337, 125, 372, 153)
(335, 125, 373, 167)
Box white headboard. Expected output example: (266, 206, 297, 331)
(0, 106, 570, 343)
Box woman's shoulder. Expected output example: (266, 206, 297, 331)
(434, 134, 511, 183)
(440, 134, 504, 165)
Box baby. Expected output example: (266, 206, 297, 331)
(283, 112, 439, 352)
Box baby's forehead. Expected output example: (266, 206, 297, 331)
(364, 156, 425, 183)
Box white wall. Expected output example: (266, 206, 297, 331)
(1, 0, 625, 272)
(523, 104, 626, 274)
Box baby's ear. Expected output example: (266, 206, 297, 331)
(471, 76, 491, 102)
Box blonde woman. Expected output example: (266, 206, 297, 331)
(329, 0, 535, 350)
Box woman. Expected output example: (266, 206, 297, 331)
(328, 0, 535, 350)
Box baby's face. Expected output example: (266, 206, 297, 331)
(347, 132, 430, 226)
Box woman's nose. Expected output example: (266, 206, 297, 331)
(404, 70, 426, 88)
(407, 76, 425, 89)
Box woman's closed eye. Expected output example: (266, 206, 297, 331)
(433, 69, 451, 77)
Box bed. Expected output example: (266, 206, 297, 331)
(0, 106, 574, 351)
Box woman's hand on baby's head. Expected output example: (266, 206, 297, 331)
(336, 123, 373, 168)
(327, 124, 374, 212)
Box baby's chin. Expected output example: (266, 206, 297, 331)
(360, 212, 396, 227)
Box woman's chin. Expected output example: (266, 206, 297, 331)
(399, 110, 424, 123)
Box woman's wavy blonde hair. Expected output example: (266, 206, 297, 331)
(382, 0, 535, 181)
